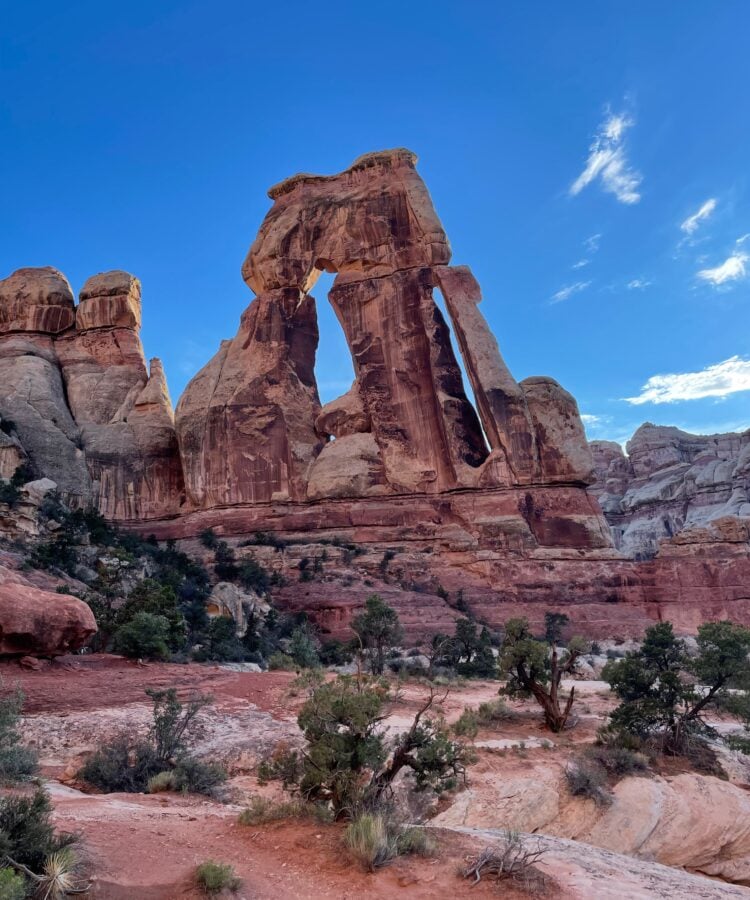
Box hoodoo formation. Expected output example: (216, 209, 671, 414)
(2, 149, 749, 639)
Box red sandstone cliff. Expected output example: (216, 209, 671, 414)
(1, 149, 748, 640)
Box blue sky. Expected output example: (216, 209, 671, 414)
(2, 1, 749, 447)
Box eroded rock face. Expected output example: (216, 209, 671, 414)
(176, 289, 322, 506)
(242, 148, 450, 293)
(0, 562, 96, 656)
(590, 424, 750, 558)
(0, 267, 76, 334)
(0, 267, 184, 518)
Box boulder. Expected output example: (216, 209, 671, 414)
(0, 563, 96, 656)
(306, 432, 388, 500)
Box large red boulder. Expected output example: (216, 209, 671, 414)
(0, 564, 96, 657)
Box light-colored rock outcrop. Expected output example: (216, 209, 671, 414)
(590, 424, 750, 558)
(437, 767, 750, 887)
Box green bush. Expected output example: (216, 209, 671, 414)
(344, 813, 398, 870)
(147, 770, 178, 793)
(117, 579, 186, 650)
(396, 826, 437, 857)
(584, 744, 649, 778)
(238, 796, 331, 826)
(565, 760, 611, 806)
(319, 639, 355, 666)
(267, 651, 296, 671)
(79, 688, 224, 796)
(237, 558, 269, 593)
(0, 686, 38, 783)
(199, 528, 219, 549)
(288, 626, 320, 669)
(453, 708, 479, 739)
(477, 699, 513, 725)
(195, 861, 240, 896)
(113, 612, 171, 660)
(0, 465, 31, 508)
(0, 789, 77, 875)
(351, 594, 403, 675)
(0, 867, 25, 900)
(193, 616, 244, 662)
(603, 620, 750, 755)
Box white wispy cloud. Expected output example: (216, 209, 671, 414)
(570, 111, 642, 204)
(580, 414, 602, 425)
(696, 251, 748, 286)
(625, 356, 750, 405)
(584, 233, 602, 253)
(551, 281, 591, 304)
(572, 259, 589, 269)
(627, 278, 652, 290)
(680, 198, 717, 235)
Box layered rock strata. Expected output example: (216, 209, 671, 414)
(590, 424, 750, 558)
(3, 149, 749, 640)
(0, 267, 184, 518)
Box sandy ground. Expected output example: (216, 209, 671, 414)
(3, 654, 748, 899)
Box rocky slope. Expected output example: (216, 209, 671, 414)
(590, 424, 750, 558)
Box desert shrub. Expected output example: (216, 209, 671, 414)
(237, 558, 270, 593)
(199, 528, 219, 549)
(477, 699, 513, 725)
(288, 625, 320, 669)
(0, 789, 77, 875)
(499, 617, 587, 732)
(344, 813, 398, 870)
(28, 534, 79, 575)
(603, 620, 750, 755)
(564, 759, 611, 805)
(195, 861, 240, 896)
(584, 744, 649, 778)
(319, 639, 355, 666)
(462, 832, 547, 888)
(267, 651, 296, 671)
(0, 868, 25, 900)
(256, 745, 304, 788)
(238, 796, 332, 826)
(113, 612, 171, 660)
(0, 465, 32, 507)
(351, 594, 403, 675)
(727, 733, 750, 754)
(453, 708, 479, 739)
(171, 757, 226, 794)
(193, 616, 244, 662)
(264, 677, 469, 816)
(147, 770, 178, 793)
(544, 611, 570, 644)
(117, 579, 186, 650)
(79, 734, 162, 792)
(345, 812, 436, 871)
(396, 825, 437, 857)
(0, 685, 38, 783)
(79, 688, 223, 795)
